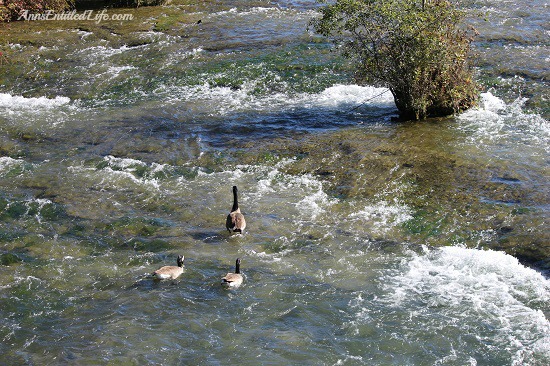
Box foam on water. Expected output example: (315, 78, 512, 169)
(68, 156, 167, 191)
(66, 157, 333, 228)
(348, 200, 413, 235)
(294, 182, 332, 220)
(0, 93, 71, 111)
(103, 155, 147, 170)
(458, 92, 550, 151)
(307, 84, 393, 109)
(161, 47, 205, 70)
(209, 7, 272, 16)
(255, 164, 334, 221)
(102, 156, 171, 177)
(0, 92, 78, 129)
(391, 246, 549, 306)
(105, 65, 137, 78)
(192, 159, 334, 221)
(0, 157, 29, 173)
(162, 83, 395, 116)
(207, 6, 312, 20)
(70, 44, 143, 60)
(75, 29, 93, 39)
(384, 246, 550, 364)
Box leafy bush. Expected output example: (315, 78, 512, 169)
(312, 0, 479, 120)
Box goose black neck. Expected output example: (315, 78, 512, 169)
(235, 258, 241, 274)
(231, 186, 239, 212)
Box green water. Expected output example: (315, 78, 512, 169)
(0, 0, 549, 364)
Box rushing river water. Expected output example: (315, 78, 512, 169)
(0, 0, 549, 364)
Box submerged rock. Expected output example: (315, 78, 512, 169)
(0, 252, 22, 266)
(236, 124, 549, 270)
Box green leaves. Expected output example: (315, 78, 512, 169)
(312, 0, 479, 119)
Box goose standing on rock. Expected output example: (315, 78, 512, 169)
(221, 258, 243, 288)
(226, 186, 246, 233)
(152, 255, 184, 280)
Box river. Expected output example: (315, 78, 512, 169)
(0, 0, 549, 364)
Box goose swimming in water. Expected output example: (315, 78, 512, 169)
(152, 255, 184, 280)
(226, 186, 246, 233)
(221, 258, 243, 288)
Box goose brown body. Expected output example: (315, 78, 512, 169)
(226, 186, 246, 233)
(221, 258, 243, 288)
(153, 255, 184, 280)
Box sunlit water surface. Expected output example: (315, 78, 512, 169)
(0, 0, 549, 364)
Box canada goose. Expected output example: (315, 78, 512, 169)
(226, 186, 246, 233)
(221, 258, 243, 288)
(152, 255, 184, 280)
